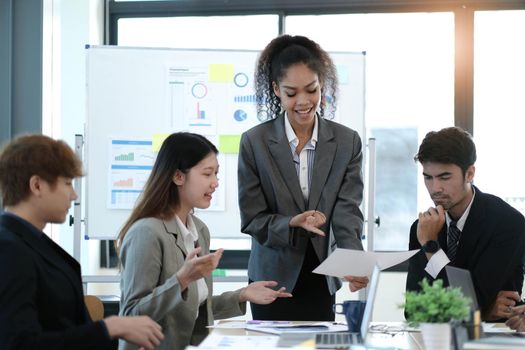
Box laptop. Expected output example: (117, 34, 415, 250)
(445, 265, 479, 312)
(445, 266, 525, 340)
(277, 264, 381, 348)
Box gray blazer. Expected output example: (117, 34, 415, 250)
(118, 216, 245, 350)
(238, 114, 364, 295)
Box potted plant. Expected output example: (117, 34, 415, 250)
(401, 278, 471, 350)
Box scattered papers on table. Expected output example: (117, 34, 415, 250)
(197, 334, 279, 349)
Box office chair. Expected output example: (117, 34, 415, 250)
(84, 295, 104, 321)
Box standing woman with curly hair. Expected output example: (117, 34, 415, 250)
(238, 35, 368, 321)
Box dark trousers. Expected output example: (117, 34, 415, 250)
(250, 240, 335, 321)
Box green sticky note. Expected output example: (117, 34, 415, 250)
(152, 133, 170, 152)
(212, 269, 226, 277)
(219, 134, 241, 154)
(209, 64, 234, 82)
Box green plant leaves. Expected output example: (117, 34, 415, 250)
(400, 278, 471, 325)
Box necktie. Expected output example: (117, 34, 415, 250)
(447, 221, 461, 261)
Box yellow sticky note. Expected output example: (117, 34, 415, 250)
(219, 134, 241, 154)
(209, 64, 234, 82)
(298, 339, 316, 349)
(152, 133, 170, 152)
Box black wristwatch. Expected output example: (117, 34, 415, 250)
(421, 240, 440, 253)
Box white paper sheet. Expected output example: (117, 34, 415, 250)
(207, 320, 293, 329)
(246, 322, 348, 335)
(313, 248, 419, 277)
(207, 321, 249, 329)
(197, 334, 279, 348)
(483, 322, 525, 334)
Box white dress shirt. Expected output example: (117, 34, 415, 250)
(175, 215, 208, 308)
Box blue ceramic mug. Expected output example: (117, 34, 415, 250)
(333, 300, 367, 332)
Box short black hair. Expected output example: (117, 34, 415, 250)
(414, 127, 476, 174)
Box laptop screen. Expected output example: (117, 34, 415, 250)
(360, 264, 381, 339)
(445, 265, 479, 311)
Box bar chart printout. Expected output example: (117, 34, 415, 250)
(107, 139, 155, 209)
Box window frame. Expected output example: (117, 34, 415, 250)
(107, 0, 525, 135)
(105, 1, 525, 259)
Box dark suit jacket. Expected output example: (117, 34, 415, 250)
(406, 186, 525, 317)
(238, 114, 364, 295)
(0, 213, 116, 350)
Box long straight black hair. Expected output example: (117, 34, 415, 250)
(116, 132, 218, 253)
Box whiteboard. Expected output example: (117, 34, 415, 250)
(85, 45, 365, 239)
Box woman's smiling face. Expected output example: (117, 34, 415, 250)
(273, 63, 322, 129)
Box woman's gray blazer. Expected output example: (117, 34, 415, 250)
(118, 215, 245, 350)
(238, 114, 364, 295)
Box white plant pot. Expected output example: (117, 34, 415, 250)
(420, 322, 451, 350)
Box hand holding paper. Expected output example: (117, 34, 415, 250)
(344, 275, 369, 292)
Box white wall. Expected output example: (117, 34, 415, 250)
(43, 0, 105, 273)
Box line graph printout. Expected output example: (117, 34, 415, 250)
(106, 137, 226, 211)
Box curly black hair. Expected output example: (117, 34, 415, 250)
(254, 35, 338, 121)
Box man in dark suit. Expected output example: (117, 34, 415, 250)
(406, 127, 525, 321)
(0, 134, 164, 350)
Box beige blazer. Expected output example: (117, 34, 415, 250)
(118, 215, 245, 350)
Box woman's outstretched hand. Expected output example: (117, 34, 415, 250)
(239, 281, 293, 304)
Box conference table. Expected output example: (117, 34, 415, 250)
(199, 321, 425, 349)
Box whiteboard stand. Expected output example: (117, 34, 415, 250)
(358, 138, 376, 302)
(73, 134, 84, 262)
(366, 137, 377, 252)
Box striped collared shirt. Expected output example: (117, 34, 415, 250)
(284, 113, 318, 201)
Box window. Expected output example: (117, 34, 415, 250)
(473, 10, 525, 216)
(286, 13, 455, 250)
(114, 11, 456, 251)
(118, 15, 278, 50)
